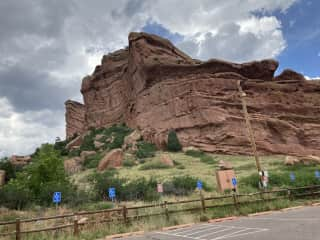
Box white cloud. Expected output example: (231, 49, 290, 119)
(305, 75, 320, 80)
(0, 97, 64, 157)
(0, 0, 298, 156)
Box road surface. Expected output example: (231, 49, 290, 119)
(121, 205, 320, 240)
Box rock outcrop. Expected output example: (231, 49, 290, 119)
(65, 100, 85, 139)
(10, 155, 32, 166)
(65, 32, 320, 156)
(97, 148, 124, 171)
(0, 170, 5, 186)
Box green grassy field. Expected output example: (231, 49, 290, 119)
(71, 151, 320, 199)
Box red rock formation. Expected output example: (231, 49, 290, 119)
(65, 100, 85, 139)
(65, 32, 320, 156)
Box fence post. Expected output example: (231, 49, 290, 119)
(200, 193, 206, 212)
(164, 201, 169, 220)
(287, 189, 292, 201)
(122, 205, 128, 223)
(15, 218, 21, 240)
(73, 213, 79, 237)
(233, 193, 239, 210)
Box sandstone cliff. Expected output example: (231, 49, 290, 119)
(65, 32, 320, 156)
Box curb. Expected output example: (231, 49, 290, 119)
(104, 231, 144, 239)
(208, 216, 237, 223)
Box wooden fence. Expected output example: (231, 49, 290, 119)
(1, 185, 320, 239)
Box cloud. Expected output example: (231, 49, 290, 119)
(0, 97, 64, 158)
(0, 0, 298, 156)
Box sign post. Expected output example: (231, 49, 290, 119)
(290, 172, 296, 182)
(108, 187, 116, 202)
(53, 192, 61, 210)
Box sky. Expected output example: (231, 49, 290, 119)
(0, 0, 319, 157)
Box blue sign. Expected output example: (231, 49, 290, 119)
(315, 170, 320, 179)
(53, 192, 61, 203)
(290, 172, 296, 181)
(232, 177, 237, 187)
(197, 180, 203, 190)
(108, 187, 116, 199)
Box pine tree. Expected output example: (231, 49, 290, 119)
(167, 130, 182, 152)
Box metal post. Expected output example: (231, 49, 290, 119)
(15, 218, 21, 240)
(237, 80, 262, 172)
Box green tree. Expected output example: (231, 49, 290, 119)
(167, 130, 182, 152)
(0, 144, 76, 208)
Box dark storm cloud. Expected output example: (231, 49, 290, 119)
(0, 65, 77, 112)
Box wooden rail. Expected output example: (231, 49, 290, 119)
(0, 185, 319, 239)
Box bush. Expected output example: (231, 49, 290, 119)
(139, 161, 171, 170)
(163, 175, 210, 195)
(0, 144, 77, 209)
(240, 170, 320, 190)
(102, 124, 133, 150)
(185, 150, 205, 158)
(0, 158, 22, 182)
(167, 130, 182, 152)
(89, 171, 160, 202)
(123, 159, 136, 167)
(135, 141, 156, 159)
(200, 155, 216, 165)
(83, 153, 103, 169)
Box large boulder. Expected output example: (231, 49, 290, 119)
(284, 156, 300, 166)
(10, 155, 31, 166)
(97, 149, 124, 171)
(94, 140, 104, 149)
(0, 170, 5, 186)
(299, 155, 320, 165)
(122, 130, 141, 152)
(80, 151, 96, 160)
(218, 160, 233, 170)
(64, 157, 82, 174)
(66, 135, 83, 150)
(160, 154, 174, 167)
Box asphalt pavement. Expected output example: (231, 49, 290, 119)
(120, 205, 320, 240)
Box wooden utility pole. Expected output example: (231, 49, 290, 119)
(237, 80, 262, 172)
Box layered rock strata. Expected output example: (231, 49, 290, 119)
(65, 32, 320, 156)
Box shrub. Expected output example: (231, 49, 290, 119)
(163, 175, 209, 195)
(83, 153, 103, 169)
(54, 139, 69, 156)
(135, 141, 156, 159)
(139, 161, 171, 170)
(200, 155, 216, 165)
(0, 158, 22, 182)
(0, 144, 77, 209)
(102, 124, 133, 150)
(89, 171, 160, 202)
(123, 159, 136, 167)
(185, 150, 205, 158)
(167, 130, 182, 152)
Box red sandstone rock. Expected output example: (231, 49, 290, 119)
(160, 154, 174, 167)
(274, 69, 305, 81)
(10, 155, 31, 166)
(0, 170, 5, 186)
(65, 100, 85, 139)
(65, 32, 320, 156)
(97, 149, 124, 171)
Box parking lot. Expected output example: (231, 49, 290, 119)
(122, 205, 320, 240)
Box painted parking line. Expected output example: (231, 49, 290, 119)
(155, 224, 269, 240)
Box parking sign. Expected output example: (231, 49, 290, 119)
(53, 192, 61, 203)
(290, 172, 295, 181)
(108, 187, 116, 200)
(197, 180, 203, 190)
(315, 170, 320, 179)
(232, 177, 237, 187)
